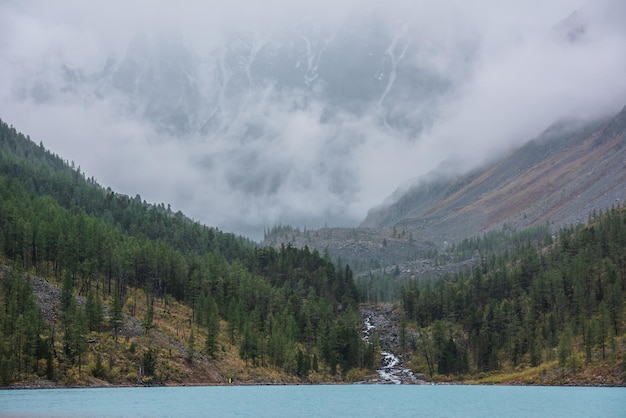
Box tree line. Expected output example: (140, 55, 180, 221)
(0, 119, 373, 384)
(400, 205, 626, 378)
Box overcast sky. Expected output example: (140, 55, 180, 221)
(1, 0, 625, 239)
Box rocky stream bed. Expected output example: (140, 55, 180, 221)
(360, 304, 426, 384)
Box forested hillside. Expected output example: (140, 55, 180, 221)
(3, 116, 624, 387)
(401, 205, 626, 384)
(0, 120, 372, 386)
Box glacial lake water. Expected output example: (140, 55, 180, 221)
(1, 385, 625, 417)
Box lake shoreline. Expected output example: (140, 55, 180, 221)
(3, 376, 624, 390)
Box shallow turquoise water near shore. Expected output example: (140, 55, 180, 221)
(1, 385, 625, 417)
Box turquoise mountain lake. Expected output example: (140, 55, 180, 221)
(1, 385, 625, 417)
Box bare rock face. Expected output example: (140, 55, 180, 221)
(264, 226, 437, 269)
(362, 107, 626, 246)
(269, 106, 626, 268)
(27, 274, 62, 323)
(361, 303, 402, 353)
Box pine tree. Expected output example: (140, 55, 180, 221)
(558, 330, 570, 379)
(227, 300, 239, 345)
(239, 319, 258, 366)
(60, 272, 77, 362)
(85, 290, 104, 332)
(607, 280, 623, 336)
(143, 296, 154, 335)
(111, 284, 124, 344)
(585, 319, 596, 364)
(59, 272, 88, 373)
(187, 328, 195, 364)
(73, 306, 88, 376)
(204, 295, 219, 358)
(399, 312, 407, 355)
(141, 348, 157, 378)
(597, 302, 610, 360)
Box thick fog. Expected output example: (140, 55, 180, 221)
(1, 0, 625, 239)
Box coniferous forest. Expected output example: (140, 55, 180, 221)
(1, 117, 625, 386)
(399, 206, 626, 383)
(0, 119, 372, 385)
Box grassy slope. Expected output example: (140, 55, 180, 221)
(6, 265, 344, 387)
(469, 335, 626, 386)
(403, 313, 626, 386)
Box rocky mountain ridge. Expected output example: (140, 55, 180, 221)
(369, 105, 626, 242)
(266, 105, 626, 267)
(37, 17, 471, 137)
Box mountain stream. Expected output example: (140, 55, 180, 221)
(361, 305, 424, 384)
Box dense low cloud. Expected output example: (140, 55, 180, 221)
(1, 0, 625, 239)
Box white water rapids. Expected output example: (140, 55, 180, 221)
(362, 315, 421, 384)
